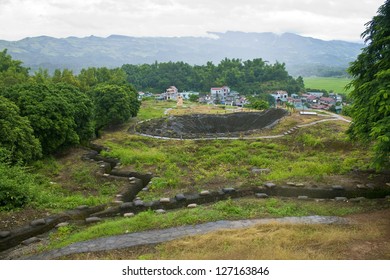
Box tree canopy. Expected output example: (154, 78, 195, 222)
(0, 96, 41, 163)
(347, 0, 390, 169)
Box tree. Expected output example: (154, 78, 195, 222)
(0, 49, 29, 88)
(0, 96, 42, 163)
(347, 0, 390, 169)
(91, 84, 140, 133)
(1, 83, 79, 154)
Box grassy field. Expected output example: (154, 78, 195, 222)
(303, 77, 352, 94)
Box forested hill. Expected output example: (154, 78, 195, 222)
(0, 32, 363, 76)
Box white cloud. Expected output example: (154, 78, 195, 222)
(0, 0, 385, 41)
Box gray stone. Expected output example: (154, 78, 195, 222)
(160, 198, 171, 203)
(175, 193, 186, 201)
(124, 212, 135, 217)
(200, 190, 211, 196)
(0, 231, 11, 238)
(298, 196, 309, 200)
(85, 217, 102, 224)
(103, 173, 110, 177)
(187, 203, 197, 208)
(296, 183, 305, 187)
(155, 209, 166, 214)
(349, 197, 366, 203)
(332, 185, 344, 191)
(251, 168, 270, 175)
(112, 200, 123, 205)
(356, 184, 367, 189)
(55, 222, 69, 228)
(134, 200, 145, 207)
(335, 197, 348, 202)
(366, 183, 375, 189)
(30, 219, 46, 227)
(115, 194, 123, 198)
(76, 205, 89, 210)
(255, 193, 268, 199)
(315, 199, 326, 202)
(142, 187, 149, 191)
(264, 182, 276, 189)
(120, 202, 134, 209)
(22, 237, 41, 246)
(287, 182, 296, 186)
(128, 177, 136, 181)
(222, 187, 236, 194)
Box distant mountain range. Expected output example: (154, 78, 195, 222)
(0, 31, 364, 76)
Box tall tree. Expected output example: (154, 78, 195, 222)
(347, 0, 390, 169)
(0, 96, 41, 163)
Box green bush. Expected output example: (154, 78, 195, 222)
(0, 163, 33, 209)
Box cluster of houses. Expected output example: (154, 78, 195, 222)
(272, 90, 343, 112)
(139, 86, 344, 113)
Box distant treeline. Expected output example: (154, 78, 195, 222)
(122, 58, 305, 94)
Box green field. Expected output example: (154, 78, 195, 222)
(303, 77, 352, 94)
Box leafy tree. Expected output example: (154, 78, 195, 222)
(91, 84, 140, 133)
(0, 96, 42, 163)
(1, 83, 79, 154)
(51, 83, 95, 144)
(347, 0, 390, 169)
(0, 49, 29, 88)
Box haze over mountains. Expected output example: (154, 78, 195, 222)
(0, 31, 364, 76)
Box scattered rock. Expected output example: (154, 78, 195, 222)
(251, 168, 270, 175)
(115, 194, 123, 198)
(335, 197, 348, 202)
(332, 185, 344, 191)
(0, 231, 11, 238)
(255, 193, 268, 199)
(103, 173, 110, 177)
(76, 205, 89, 210)
(160, 198, 171, 203)
(22, 237, 41, 246)
(55, 222, 69, 228)
(124, 212, 135, 217)
(128, 177, 136, 181)
(287, 182, 296, 186)
(155, 209, 166, 214)
(386, 183, 390, 187)
(112, 200, 123, 205)
(134, 200, 145, 207)
(120, 202, 134, 209)
(298, 196, 309, 200)
(30, 219, 46, 227)
(85, 217, 102, 224)
(350, 197, 366, 203)
(366, 183, 375, 189)
(142, 187, 149, 192)
(356, 184, 366, 189)
(200, 190, 211, 196)
(222, 187, 236, 194)
(175, 193, 186, 201)
(296, 183, 305, 187)
(264, 182, 276, 189)
(187, 203, 197, 208)
(315, 199, 326, 202)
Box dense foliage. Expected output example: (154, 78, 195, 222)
(0, 96, 41, 163)
(122, 58, 304, 94)
(0, 50, 141, 161)
(347, 0, 390, 170)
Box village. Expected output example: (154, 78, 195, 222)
(138, 85, 345, 113)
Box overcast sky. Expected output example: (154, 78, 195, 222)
(0, 0, 384, 42)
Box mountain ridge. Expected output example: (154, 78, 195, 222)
(0, 31, 364, 76)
